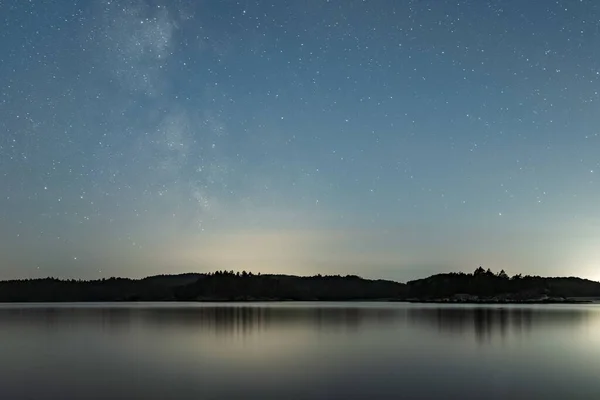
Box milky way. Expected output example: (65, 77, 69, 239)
(1, 1, 599, 281)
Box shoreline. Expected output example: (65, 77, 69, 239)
(0, 298, 596, 304)
(401, 300, 594, 304)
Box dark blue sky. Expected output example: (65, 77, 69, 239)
(1, 0, 599, 281)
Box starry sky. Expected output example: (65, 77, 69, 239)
(1, 0, 600, 282)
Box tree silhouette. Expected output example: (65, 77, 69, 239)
(0, 268, 598, 302)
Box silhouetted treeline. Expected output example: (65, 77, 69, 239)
(0, 271, 405, 302)
(173, 271, 406, 301)
(0, 274, 202, 302)
(406, 267, 600, 300)
(0, 268, 598, 302)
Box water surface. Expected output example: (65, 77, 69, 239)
(1, 302, 599, 399)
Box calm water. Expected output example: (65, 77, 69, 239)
(1, 303, 600, 400)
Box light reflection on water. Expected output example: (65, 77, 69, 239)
(0, 303, 599, 400)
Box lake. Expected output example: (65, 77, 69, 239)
(1, 303, 599, 399)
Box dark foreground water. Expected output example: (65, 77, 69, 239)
(1, 303, 600, 400)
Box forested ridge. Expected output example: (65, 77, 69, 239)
(0, 268, 598, 302)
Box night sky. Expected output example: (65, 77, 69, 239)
(1, 0, 599, 281)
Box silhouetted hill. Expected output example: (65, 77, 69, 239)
(0, 273, 202, 302)
(0, 271, 406, 302)
(0, 268, 598, 302)
(173, 272, 406, 301)
(406, 267, 600, 302)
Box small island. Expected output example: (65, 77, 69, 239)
(0, 267, 599, 303)
(404, 267, 600, 304)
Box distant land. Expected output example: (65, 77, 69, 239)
(0, 268, 599, 303)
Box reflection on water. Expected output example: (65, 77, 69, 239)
(1, 304, 593, 339)
(1, 303, 600, 400)
(405, 306, 592, 342)
(0, 305, 405, 334)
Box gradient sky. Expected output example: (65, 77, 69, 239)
(1, 0, 600, 281)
